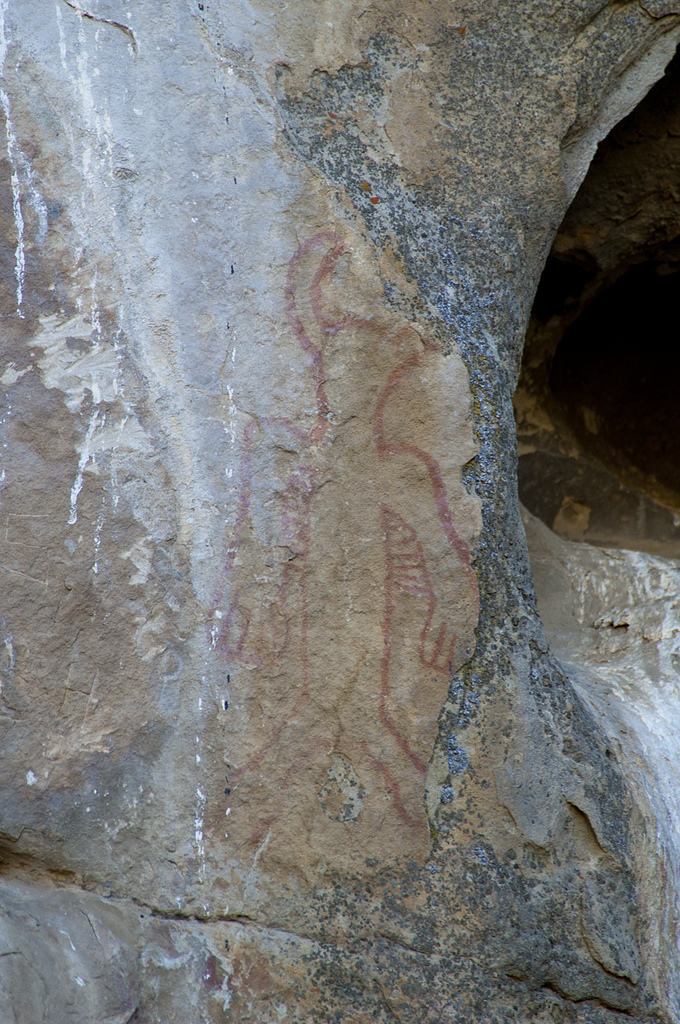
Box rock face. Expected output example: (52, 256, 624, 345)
(524, 508, 680, 1015)
(2, 1, 680, 1021)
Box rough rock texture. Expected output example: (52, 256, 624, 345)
(2, 0, 680, 1021)
(524, 508, 680, 1017)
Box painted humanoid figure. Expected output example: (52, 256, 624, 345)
(207, 232, 480, 876)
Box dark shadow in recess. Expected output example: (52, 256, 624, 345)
(515, 47, 680, 556)
(551, 259, 680, 503)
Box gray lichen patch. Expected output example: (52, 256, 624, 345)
(318, 755, 366, 823)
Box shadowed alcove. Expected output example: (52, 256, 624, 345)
(516, 46, 680, 555)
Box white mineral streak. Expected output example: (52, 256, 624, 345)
(195, 784, 207, 883)
(50, 0, 118, 433)
(68, 409, 99, 524)
(226, 382, 236, 445)
(215, 974, 232, 1013)
(0, 0, 7, 70)
(90, 268, 101, 341)
(92, 507, 105, 573)
(0, 4, 21, 315)
(0, 1, 48, 314)
(3, 636, 13, 675)
(194, 682, 209, 883)
(0, 86, 24, 314)
(55, 2, 67, 70)
(71, 6, 114, 187)
(59, 929, 77, 952)
(525, 508, 680, 1007)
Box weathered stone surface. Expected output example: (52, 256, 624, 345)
(0, 879, 139, 1023)
(2, 0, 680, 1020)
(524, 507, 680, 1015)
(0, 876, 240, 1022)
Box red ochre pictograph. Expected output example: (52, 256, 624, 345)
(206, 232, 479, 863)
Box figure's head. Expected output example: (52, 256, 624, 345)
(285, 232, 429, 423)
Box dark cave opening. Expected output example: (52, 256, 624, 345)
(550, 258, 680, 502)
(515, 47, 680, 555)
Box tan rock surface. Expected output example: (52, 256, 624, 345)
(2, 0, 680, 1020)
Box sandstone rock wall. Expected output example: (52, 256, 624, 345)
(2, 1, 680, 1021)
